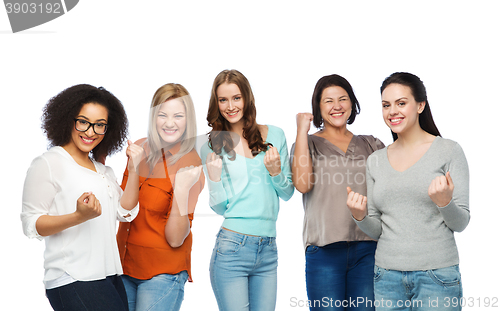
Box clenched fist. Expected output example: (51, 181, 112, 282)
(206, 152, 223, 182)
(346, 187, 367, 221)
(175, 165, 202, 190)
(264, 146, 281, 177)
(75, 192, 101, 222)
(428, 171, 454, 207)
(126, 140, 145, 174)
(296, 112, 314, 134)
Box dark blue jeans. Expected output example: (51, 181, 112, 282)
(46, 275, 129, 311)
(305, 241, 376, 310)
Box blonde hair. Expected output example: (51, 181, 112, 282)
(147, 83, 197, 168)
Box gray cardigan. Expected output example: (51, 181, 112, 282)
(355, 136, 470, 271)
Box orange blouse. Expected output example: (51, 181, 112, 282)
(116, 140, 205, 281)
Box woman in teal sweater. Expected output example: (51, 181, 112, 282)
(201, 69, 294, 311)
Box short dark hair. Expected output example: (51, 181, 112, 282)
(380, 72, 441, 141)
(311, 74, 361, 128)
(42, 84, 128, 161)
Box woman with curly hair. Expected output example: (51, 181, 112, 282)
(201, 69, 294, 311)
(117, 83, 204, 311)
(21, 84, 141, 311)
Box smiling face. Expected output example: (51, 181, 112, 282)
(217, 83, 245, 127)
(64, 102, 108, 157)
(381, 83, 425, 135)
(156, 98, 187, 146)
(319, 86, 352, 129)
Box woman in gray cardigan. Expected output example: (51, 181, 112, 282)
(347, 72, 469, 311)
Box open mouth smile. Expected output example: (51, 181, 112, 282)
(162, 129, 178, 135)
(389, 117, 404, 125)
(226, 111, 240, 118)
(330, 112, 344, 118)
(80, 136, 96, 144)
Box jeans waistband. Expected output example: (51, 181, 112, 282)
(217, 228, 275, 246)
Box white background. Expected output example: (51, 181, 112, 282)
(1, 1, 499, 310)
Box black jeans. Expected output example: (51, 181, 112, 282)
(46, 275, 128, 311)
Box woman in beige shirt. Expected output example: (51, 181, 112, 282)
(291, 74, 384, 310)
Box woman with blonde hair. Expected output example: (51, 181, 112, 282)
(117, 83, 205, 311)
(201, 69, 294, 311)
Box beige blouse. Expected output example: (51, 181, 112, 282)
(291, 135, 385, 249)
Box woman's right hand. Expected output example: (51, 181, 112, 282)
(296, 112, 314, 134)
(206, 152, 223, 182)
(75, 192, 101, 222)
(346, 187, 367, 221)
(126, 140, 145, 174)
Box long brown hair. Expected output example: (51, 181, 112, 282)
(207, 69, 270, 160)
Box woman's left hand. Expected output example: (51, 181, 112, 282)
(174, 165, 202, 216)
(264, 146, 281, 177)
(175, 165, 203, 190)
(428, 171, 454, 207)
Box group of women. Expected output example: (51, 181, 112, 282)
(21, 70, 469, 311)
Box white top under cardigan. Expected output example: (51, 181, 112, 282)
(21, 146, 139, 288)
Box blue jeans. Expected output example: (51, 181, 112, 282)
(374, 265, 463, 311)
(121, 271, 188, 311)
(46, 275, 128, 311)
(210, 228, 278, 311)
(305, 241, 377, 310)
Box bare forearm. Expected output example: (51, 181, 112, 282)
(120, 171, 139, 211)
(292, 131, 313, 193)
(35, 213, 84, 237)
(164, 214, 190, 248)
(164, 190, 191, 248)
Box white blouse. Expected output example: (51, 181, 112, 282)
(21, 146, 138, 288)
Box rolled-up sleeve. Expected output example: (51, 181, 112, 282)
(21, 156, 56, 240)
(107, 166, 139, 222)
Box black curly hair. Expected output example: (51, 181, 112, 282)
(42, 84, 128, 161)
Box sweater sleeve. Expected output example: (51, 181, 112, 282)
(200, 143, 228, 215)
(437, 143, 470, 232)
(354, 154, 382, 240)
(269, 129, 294, 201)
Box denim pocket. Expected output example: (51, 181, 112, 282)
(305, 245, 319, 255)
(427, 265, 461, 287)
(270, 239, 278, 252)
(216, 237, 243, 255)
(374, 265, 385, 282)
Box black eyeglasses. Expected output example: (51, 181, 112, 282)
(74, 119, 108, 135)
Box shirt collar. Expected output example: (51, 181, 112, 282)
(164, 142, 182, 157)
